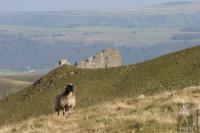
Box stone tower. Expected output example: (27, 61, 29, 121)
(59, 59, 70, 66)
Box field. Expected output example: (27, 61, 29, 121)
(0, 25, 183, 46)
(1, 23, 200, 47)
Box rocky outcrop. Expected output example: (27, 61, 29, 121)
(75, 48, 121, 69)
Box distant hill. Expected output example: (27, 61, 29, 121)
(127, 1, 200, 15)
(159, 1, 193, 6)
(1, 45, 200, 125)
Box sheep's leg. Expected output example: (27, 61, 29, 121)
(57, 110, 60, 116)
(63, 108, 65, 115)
(68, 106, 73, 114)
(65, 106, 69, 115)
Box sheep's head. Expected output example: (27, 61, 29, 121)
(64, 83, 74, 95)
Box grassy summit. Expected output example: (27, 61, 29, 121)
(1, 45, 200, 126)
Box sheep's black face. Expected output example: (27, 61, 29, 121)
(70, 85, 74, 92)
(64, 87, 70, 95)
(66, 84, 74, 93)
(65, 87, 69, 92)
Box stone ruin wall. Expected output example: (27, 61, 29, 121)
(74, 48, 121, 69)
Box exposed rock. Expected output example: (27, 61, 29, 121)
(59, 59, 70, 66)
(75, 48, 121, 69)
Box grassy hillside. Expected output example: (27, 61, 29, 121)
(1, 45, 200, 126)
(1, 86, 200, 132)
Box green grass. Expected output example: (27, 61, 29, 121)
(1, 45, 200, 126)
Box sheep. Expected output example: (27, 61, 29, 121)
(55, 84, 76, 116)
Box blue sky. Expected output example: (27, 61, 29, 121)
(0, 0, 199, 11)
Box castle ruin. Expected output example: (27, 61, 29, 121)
(74, 48, 121, 69)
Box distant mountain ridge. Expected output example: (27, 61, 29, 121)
(159, 1, 193, 6)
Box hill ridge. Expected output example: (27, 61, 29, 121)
(159, 1, 193, 6)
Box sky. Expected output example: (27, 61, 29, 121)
(0, 0, 199, 12)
